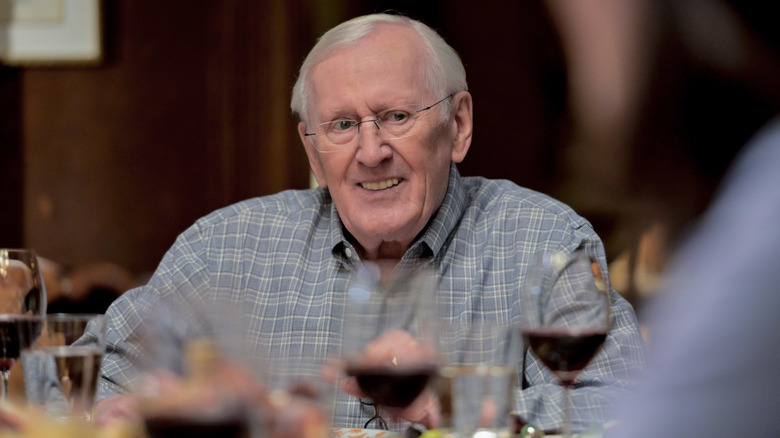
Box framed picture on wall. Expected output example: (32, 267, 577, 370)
(0, 0, 103, 66)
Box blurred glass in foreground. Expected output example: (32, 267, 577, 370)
(22, 313, 105, 421)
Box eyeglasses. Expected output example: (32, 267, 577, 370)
(304, 93, 454, 151)
(359, 399, 388, 430)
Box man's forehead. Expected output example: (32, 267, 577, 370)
(307, 32, 429, 114)
(327, 26, 422, 65)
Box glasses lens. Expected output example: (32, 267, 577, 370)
(375, 105, 417, 139)
(321, 120, 358, 145)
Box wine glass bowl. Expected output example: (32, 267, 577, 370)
(344, 328, 438, 409)
(521, 248, 610, 436)
(0, 248, 47, 401)
(341, 264, 439, 416)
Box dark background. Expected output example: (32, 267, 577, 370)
(9, 0, 746, 284)
(1, 1, 575, 276)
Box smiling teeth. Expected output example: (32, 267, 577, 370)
(361, 178, 400, 191)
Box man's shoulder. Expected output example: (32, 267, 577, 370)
(195, 188, 330, 228)
(462, 176, 584, 223)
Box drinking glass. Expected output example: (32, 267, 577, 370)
(341, 263, 439, 427)
(520, 248, 610, 437)
(431, 319, 521, 438)
(21, 313, 106, 420)
(257, 349, 332, 438)
(136, 295, 281, 438)
(0, 248, 47, 401)
(129, 296, 254, 438)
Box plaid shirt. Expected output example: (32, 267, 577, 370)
(98, 164, 645, 432)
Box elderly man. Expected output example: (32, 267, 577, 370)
(93, 13, 644, 433)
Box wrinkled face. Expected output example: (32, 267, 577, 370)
(298, 24, 471, 255)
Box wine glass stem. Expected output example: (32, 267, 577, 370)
(1, 370, 10, 401)
(563, 385, 572, 438)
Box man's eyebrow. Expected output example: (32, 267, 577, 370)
(317, 107, 353, 120)
(320, 100, 414, 118)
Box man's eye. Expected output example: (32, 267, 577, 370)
(384, 111, 410, 124)
(332, 120, 355, 131)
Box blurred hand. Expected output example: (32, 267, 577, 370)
(93, 394, 141, 427)
(0, 407, 24, 431)
(325, 328, 442, 429)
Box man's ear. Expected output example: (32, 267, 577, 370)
(298, 121, 327, 188)
(450, 91, 473, 163)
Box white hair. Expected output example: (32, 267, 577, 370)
(290, 13, 467, 123)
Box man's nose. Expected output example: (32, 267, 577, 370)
(356, 119, 391, 166)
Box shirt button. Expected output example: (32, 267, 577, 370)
(345, 248, 353, 258)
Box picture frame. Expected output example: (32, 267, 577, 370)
(0, 0, 103, 66)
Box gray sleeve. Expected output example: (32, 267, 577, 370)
(97, 224, 214, 401)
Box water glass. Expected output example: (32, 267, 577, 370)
(22, 313, 106, 420)
(432, 321, 521, 438)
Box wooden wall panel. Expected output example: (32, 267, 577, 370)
(20, 1, 311, 274)
(11, 1, 570, 278)
(0, 68, 23, 248)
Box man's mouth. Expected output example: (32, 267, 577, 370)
(360, 178, 401, 191)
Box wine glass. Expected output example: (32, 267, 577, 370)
(0, 248, 47, 401)
(132, 295, 265, 438)
(520, 247, 610, 437)
(341, 263, 439, 429)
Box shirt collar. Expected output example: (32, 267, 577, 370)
(417, 163, 467, 258)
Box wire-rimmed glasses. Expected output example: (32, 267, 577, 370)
(304, 93, 454, 151)
(359, 399, 388, 430)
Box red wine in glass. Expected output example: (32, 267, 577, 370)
(346, 364, 437, 408)
(521, 327, 607, 387)
(144, 414, 250, 438)
(0, 314, 45, 373)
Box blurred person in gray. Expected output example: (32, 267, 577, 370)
(548, 0, 780, 436)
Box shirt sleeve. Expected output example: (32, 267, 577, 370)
(97, 221, 214, 401)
